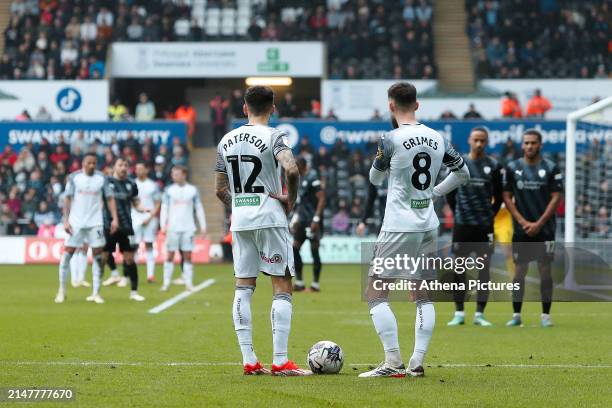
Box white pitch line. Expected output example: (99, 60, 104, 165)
(1, 361, 611, 369)
(147, 279, 216, 314)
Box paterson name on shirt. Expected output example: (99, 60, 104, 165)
(220, 132, 269, 153)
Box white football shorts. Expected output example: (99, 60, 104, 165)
(368, 229, 438, 280)
(133, 217, 159, 243)
(65, 226, 105, 249)
(165, 231, 195, 252)
(232, 227, 295, 278)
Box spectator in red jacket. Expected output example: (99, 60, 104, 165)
(50, 144, 69, 165)
(0, 145, 18, 166)
(526, 89, 552, 118)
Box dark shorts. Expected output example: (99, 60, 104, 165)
(293, 220, 323, 243)
(512, 233, 555, 264)
(452, 224, 494, 257)
(104, 229, 137, 253)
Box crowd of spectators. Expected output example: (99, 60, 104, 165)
(467, 0, 611, 79)
(0, 134, 188, 236)
(2, 0, 436, 80)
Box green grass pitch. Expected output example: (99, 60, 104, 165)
(1, 264, 611, 407)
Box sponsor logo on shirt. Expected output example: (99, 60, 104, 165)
(411, 198, 430, 209)
(235, 196, 261, 207)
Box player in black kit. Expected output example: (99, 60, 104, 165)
(446, 127, 503, 327)
(291, 157, 326, 292)
(103, 158, 149, 301)
(503, 129, 562, 327)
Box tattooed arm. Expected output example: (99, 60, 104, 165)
(215, 172, 232, 209)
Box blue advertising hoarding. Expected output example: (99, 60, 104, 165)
(233, 119, 611, 154)
(0, 121, 187, 149)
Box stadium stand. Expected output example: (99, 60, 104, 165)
(0, 135, 188, 236)
(466, 0, 611, 78)
(1, 0, 436, 80)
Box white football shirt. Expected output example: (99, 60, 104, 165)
(215, 124, 291, 231)
(132, 177, 160, 223)
(135, 178, 161, 210)
(373, 123, 465, 232)
(64, 170, 112, 229)
(160, 183, 206, 233)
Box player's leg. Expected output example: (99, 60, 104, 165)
(291, 222, 306, 291)
(538, 258, 554, 327)
(56, 245, 77, 303)
(145, 242, 156, 282)
(123, 248, 144, 301)
(102, 246, 121, 286)
(359, 233, 406, 377)
(407, 286, 434, 377)
(262, 227, 310, 376)
(88, 246, 106, 304)
(173, 250, 186, 286)
(309, 237, 322, 292)
(448, 226, 467, 326)
(162, 232, 178, 291)
(70, 247, 81, 288)
(231, 230, 267, 374)
(77, 244, 90, 287)
(358, 276, 405, 378)
(182, 251, 193, 291)
(507, 236, 529, 326)
(146, 218, 159, 282)
(407, 230, 437, 377)
(474, 245, 493, 326)
(473, 229, 494, 326)
(178, 232, 195, 291)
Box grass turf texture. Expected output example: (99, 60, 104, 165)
(1, 264, 611, 407)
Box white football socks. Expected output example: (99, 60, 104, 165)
(70, 252, 79, 285)
(410, 300, 435, 370)
(183, 261, 193, 288)
(370, 301, 402, 367)
(92, 254, 103, 296)
(271, 292, 292, 366)
(146, 247, 155, 279)
(163, 261, 174, 287)
(233, 285, 257, 365)
(77, 250, 88, 282)
(58, 251, 73, 292)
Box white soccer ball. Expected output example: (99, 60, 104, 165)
(307, 340, 344, 374)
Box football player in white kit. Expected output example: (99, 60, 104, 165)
(215, 86, 311, 376)
(55, 153, 119, 304)
(359, 83, 470, 378)
(132, 162, 161, 282)
(160, 165, 206, 292)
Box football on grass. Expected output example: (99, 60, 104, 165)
(307, 341, 344, 374)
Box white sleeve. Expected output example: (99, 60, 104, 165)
(160, 188, 169, 227)
(369, 166, 387, 186)
(432, 165, 470, 198)
(194, 190, 206, 232)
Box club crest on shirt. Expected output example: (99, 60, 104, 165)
(483, 166, 491, 175)
(376, 145, 384, 161)
(538, 169, 546, 178)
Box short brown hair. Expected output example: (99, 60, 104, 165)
(172, 164, 188, 175)
(523, 129, 542, 143)
(387, 82, 417, 110)
(244, 86, 274, 115)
